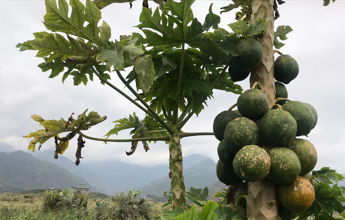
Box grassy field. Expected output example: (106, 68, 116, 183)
(0, 190, 164, 220)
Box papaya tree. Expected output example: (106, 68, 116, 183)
(17, 0, 253, 208)
(18, 0, 338, 216)
(213, 0, 337, 219)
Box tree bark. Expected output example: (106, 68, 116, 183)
(247, 0, 279, 219)
(168, 135, 186, 208)
(250, 0, 276, 105)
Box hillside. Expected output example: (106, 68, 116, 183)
(0, 151, 90, 193)
(33, 150, 208, 194)
(141, 158, 220, 197)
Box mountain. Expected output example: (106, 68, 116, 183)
(0, 151, 90, 193)
(33, 150, 209, 194)
(141, 158, 219, 197)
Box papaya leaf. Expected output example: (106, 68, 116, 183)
(17, 0, 113, 84)
(44, 0, 109, 47)
(105, 113, 141, 137)
(31, 115, 45, 123)
(73, 110, 107, 129)
(171, 201, 221, 220)
(228, 19, 266, 38)
(138, 7, 180, 47)
(197, 33, 229, 64)
(221, 0, 251, 21)
(137, 0, 200, 47)
(96, 48, 124, 71)
(25, 110, 106, 151)
(186, 187, 209, 206)
(156, 57, 177, 77)
(17, 32, 96, 60)
(229, 20, 248, 35)
(57, 140, 69, 154)
(41, 120, 68, 132)
(100, 21, 111, 41)
(274, 25, 293, 49)
(246, 19, 266, 37)
(134, 55, 156, 93)
(202, 4, 220, 31)
(198, 201, 220, 220)
(24, 129, 61, 152)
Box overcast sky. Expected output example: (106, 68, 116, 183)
(0, 0, 344, 173)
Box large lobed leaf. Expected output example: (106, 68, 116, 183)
(167, 201, 221, 220)
(17, 0, 114, 85)
(137, 0, 208, 47)
(25, 110, 106, 152)
(106, 113, 168, 139)
(274, 25, 293, 49)
(44, 0, 111, 46)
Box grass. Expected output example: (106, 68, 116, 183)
(0, 191, 163, 220)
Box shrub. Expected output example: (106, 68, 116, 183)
(42, 189, 88, 212)
(95, 190, 154, 220)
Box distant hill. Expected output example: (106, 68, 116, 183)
(141, 158, 219, 197)
(0, 151, 90, 193)
(33, 150, 209, 194)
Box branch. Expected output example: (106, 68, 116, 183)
(180, 132, 214, 138)
(93, 67, 154, 118)
(162, 105, 171, 122)
(174, 43, 186, 124)
(210, 64, 230, 89)
(115, 70, 174, 134)
(178, 109, 194, 129)
(78, 130, 213, 143)
(78, 131, 169, 142)
(177, 101, 191, 122)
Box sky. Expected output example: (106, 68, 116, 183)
(0, 0, 344, 173)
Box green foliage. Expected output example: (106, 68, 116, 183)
(94, 190, 153, 220)
(228, 19, 266, 38)
(106, 113, 141, 136)
(297, 168, 345, 220)
(25, 110, 106, 152)
(162, 201, 221, 220)
(163, 187, 245, 220)
(220, 0, 252, 21)
(135, 0, 242, 116)
(274, 25, 293, 49)
(106, 113, 168, 138)
(17, 0, 146, 86)
(17, 0, 111, 85)
(43, 189, 88, 212)
(186, 187, 209, 206)
(137, 0, 198, 47)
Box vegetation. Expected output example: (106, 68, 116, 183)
(42, 189, 88, 212)
(16, 0, 344, 218)
(18, 0, 243, 208)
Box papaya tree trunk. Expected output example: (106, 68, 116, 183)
(168, 135, 186, 208)
(247, 0, 279, 219)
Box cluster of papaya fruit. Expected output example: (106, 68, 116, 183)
(214, 38, 318, 217)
